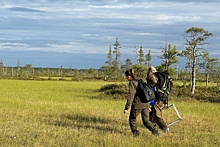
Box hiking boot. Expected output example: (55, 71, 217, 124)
(152, 129, 160, 137)
(132, 130, 139, 137)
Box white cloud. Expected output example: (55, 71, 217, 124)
(0, 0, 219, 68)
(0, 42, 28, 47)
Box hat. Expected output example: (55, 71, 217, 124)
(147, 66, 157, 74)
(151, 66, 157, 73)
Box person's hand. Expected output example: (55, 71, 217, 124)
(164, 104, 168, 109)
(123, 110, 128, 114)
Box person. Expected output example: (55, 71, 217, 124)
(146, 66, 169, 133)
(123, 69, 159, 137)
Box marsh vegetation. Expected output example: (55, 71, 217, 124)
(0, 80, 219, 146)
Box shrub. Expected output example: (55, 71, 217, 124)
(99, 82, 220, 103)
(99, 83, 128, 100)
(171, 85, 220, 102)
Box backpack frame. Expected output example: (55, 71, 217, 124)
(154, 70, 173, 104)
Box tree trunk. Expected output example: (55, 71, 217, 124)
(191, 67, 196, 94)
(206, 73, 209, 88)
(191, 48, 196, 94)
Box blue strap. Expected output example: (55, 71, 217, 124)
(150, 99, 156, 106)
(151, 86, 155, 91)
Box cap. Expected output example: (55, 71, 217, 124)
(147, 66, 157, 74)
(151, 66, 157, 73)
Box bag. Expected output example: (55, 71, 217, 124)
(136, 79, 155, 102)
(154, 70, 173, 104)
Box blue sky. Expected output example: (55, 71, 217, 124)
(0, 0, 219, 68)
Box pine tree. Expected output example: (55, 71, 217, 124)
(138, 46, 145, 65)
(199, 50, 219, 88)
(145, 50, 152, 68)
(159, 44, 179, 71)
(112, 38, 121, 78)
(125, 58, 132, 69)
(106, 45, 113, 66)
(184, 27, 213, 94)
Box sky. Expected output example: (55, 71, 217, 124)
(0, 0, 219, 69)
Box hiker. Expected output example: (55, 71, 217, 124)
(123, 69, 159, 137)
(146, 66, 169, 133)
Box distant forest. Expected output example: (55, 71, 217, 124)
(0, 27, 219, 93)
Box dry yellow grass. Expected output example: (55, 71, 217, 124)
(0, 79, 219, 146)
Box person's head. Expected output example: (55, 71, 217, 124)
(125, 69, 135, 80)
(147, 66, 157, 75)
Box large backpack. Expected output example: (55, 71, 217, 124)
(135, 79, 155, 103)
(154, 70, 173, 104)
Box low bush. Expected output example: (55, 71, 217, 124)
(99, 83, 128, 99)
(99, 83, 220, 103)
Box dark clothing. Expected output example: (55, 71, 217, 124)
(146, 73, 167, 131)
(124, 79, 158, 136)
(129, 106, 155, 132)
(124, 80, 148, 110)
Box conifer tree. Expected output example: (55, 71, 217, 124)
(145, 50, 152, 68)
(138, 46, 145, 65)
(184, 27, 213, 94)
(159, 44, 179, 71)
(199, 50, 218, 88)
(112, 38, 121, 78)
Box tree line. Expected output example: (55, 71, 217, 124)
(0, 27, 219, 95)
(101, 27, 220, 94)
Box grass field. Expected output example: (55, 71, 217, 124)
(0, 79, 219, 147)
